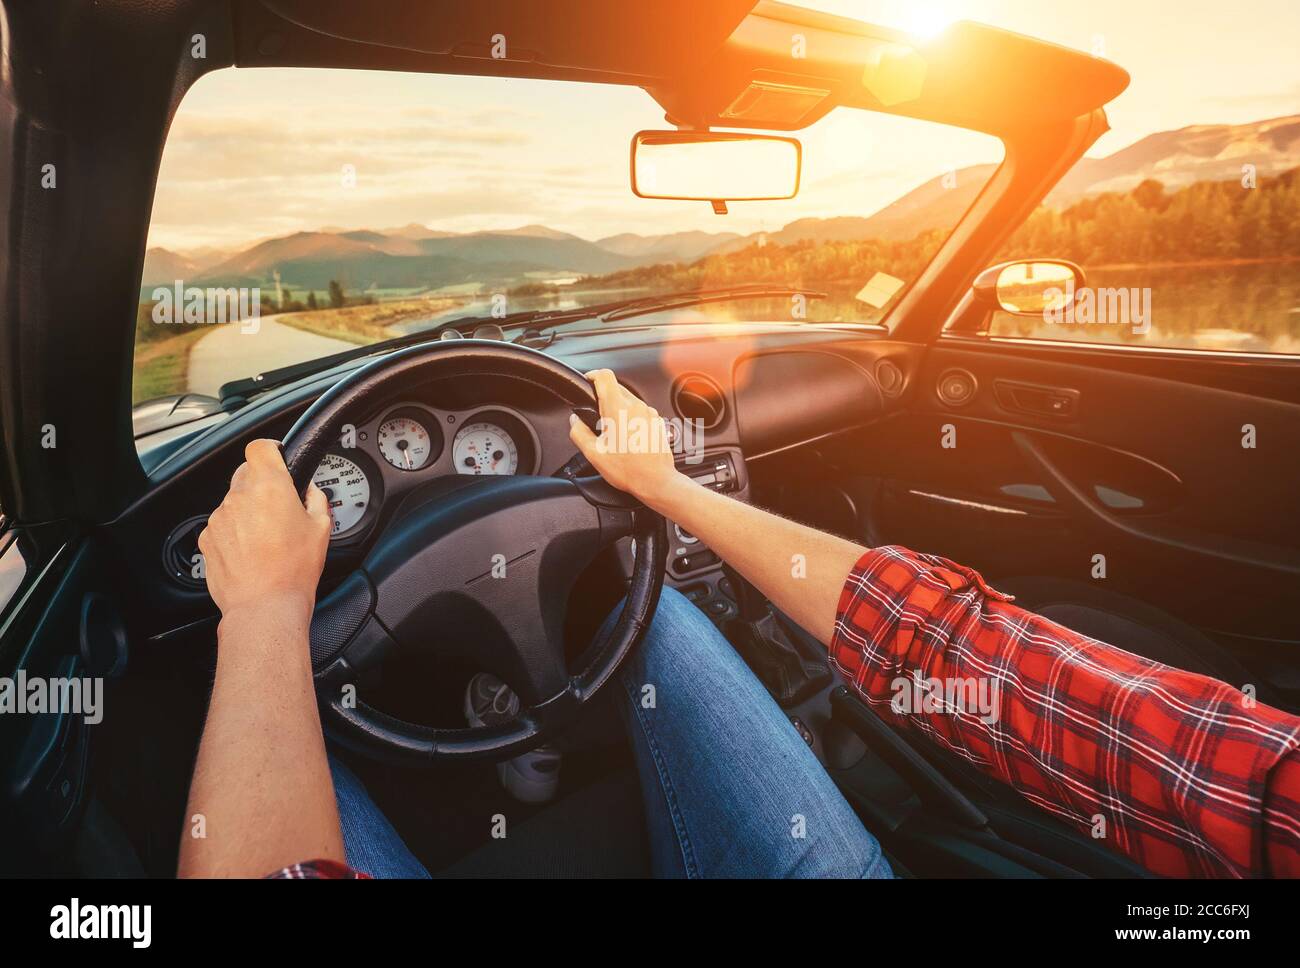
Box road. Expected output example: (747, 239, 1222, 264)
(186, 314, 356, 397)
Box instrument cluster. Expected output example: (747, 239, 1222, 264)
(311, 403, 540, 542)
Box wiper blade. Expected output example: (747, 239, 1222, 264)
(434, 284, 828, 335)
(596, 285, 827, 323)
(217, 285, 827, 404)
(216, 325, 472, 403)
(217, 299, 614, 402)
(217, 309, 568, 403)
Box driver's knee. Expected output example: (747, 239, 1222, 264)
(610, 586, 733, 688)
(612, 585, 782, 720)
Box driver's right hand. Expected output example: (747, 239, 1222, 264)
(568, 369, 684, 508)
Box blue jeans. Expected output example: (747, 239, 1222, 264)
(330, 588, 892, 878)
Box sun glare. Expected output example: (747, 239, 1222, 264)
(795, 1, 956, 40)
(903, 7, 956, 40)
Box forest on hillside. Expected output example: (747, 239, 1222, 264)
(568, 167, 1300, 295)
(1001, 167, 1300, 265)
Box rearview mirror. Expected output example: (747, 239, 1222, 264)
(631, 131, 802, 203)
(973, 259, 1086, 316)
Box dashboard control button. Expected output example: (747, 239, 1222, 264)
(679, 583, 709, 604)
(670, 549, 718, 575)
(681, 455, 739, 492)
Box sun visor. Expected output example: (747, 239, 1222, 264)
(649, 5, 1130, 136)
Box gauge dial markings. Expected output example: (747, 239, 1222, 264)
(312, 453, 371, 538)
(453, 421, 519, 476)
(377, 413, 435, 471)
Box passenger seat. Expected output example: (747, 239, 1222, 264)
(994, 576, 1266, 701)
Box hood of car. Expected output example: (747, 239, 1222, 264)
(132, 393, 224, 438)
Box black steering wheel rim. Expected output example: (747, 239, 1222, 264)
(282, 339, 667, 765)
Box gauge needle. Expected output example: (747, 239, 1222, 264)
(404, 448, 411, 469)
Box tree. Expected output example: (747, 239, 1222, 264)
(1132, 179, 1167, 212)
(328, 279, 345, 309)
(307, 291, 318, 310)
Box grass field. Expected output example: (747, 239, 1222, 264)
(132, 327, 210, 404)
(278, 297, 464, 344)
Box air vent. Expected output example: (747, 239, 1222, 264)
(671, 373, 727, 431)
(874, 358, 905, 398)
(163, 515, 209, 590)
(936, 368, 978, 408)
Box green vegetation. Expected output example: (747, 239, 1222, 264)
(565, 230, 948, 295)
(132, 326, 209, 404)
(133, 301, 206, 402)
(131, 285, 461, 404)
(277, 296, 464, 344)
(507, 281, 564, 297)
(568, 168, 1300, 297)
(1000, 168, 1300, 265)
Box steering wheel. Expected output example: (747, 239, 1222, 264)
(281, 340, 667, 765)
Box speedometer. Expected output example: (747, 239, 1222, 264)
(312, 453, 371, 538)
(453, 422, 518, 476)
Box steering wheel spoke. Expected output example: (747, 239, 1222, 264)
(365, 475, 612, 704)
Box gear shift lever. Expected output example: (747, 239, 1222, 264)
(723, 561, 770, 622)
(721, 563, 832, 707)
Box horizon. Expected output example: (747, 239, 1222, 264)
(149, 108, 1300, 260)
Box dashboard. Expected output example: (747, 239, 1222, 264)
(118, 323, 916, 643)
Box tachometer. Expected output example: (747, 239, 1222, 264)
(313, 453, 371, 537)
(453, 422, 518, 476)
(377, 410, 437, 471)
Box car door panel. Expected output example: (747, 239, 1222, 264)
(853, 339, 1300, 697)
(0, 534, 111, 874)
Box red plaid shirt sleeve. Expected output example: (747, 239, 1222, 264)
(829, 545, 1300, 878)
(266, 859, 369, 879)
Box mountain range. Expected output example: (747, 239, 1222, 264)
(142, 114, 1300, 294)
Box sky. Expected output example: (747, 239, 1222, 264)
(147, 0, 1300, 253)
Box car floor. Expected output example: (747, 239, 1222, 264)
(335, 641, 650, 878)
(341, 736, 647, 876)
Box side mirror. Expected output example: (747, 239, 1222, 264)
(631, 130, 802, 206)
(972, 260, 1086, 316)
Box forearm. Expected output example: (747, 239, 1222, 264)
(644, 473, 867, 645)
(178, 600, 344, 877)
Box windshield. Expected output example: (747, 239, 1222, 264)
(134, 69, 1001, 404)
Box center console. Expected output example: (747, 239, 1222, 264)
(616, 446, 749, 624)
(615, 444, 834, 722)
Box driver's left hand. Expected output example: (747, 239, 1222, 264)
(199, 438, 332, 622)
